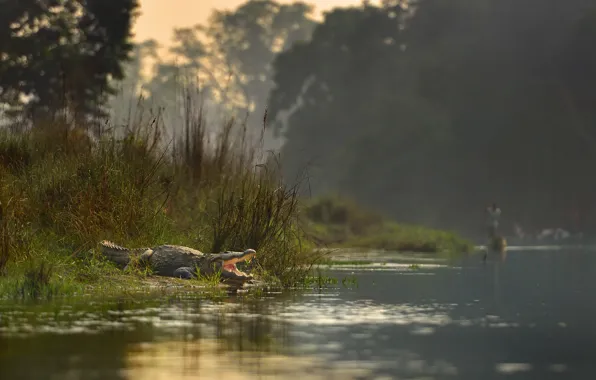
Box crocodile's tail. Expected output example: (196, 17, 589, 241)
(100, 240, 130, 252)
(99, 240, 150, 269)
(99, 240, 130, 269)
(100, 240, 151, 252)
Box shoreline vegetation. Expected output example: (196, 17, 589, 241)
(302, 196, 473, 256)
(0, 102, 471, 301)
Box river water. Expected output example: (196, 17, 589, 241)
(0, 248, 595, 379)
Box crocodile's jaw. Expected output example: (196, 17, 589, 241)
(216, 250, 256, 281)
(223, 263, 250, 277)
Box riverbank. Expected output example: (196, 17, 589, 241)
(302, 196, 473, 255)
(0, 111, 471, 301)
(0, 108, 324, 300)
(0, 257, 235, 302)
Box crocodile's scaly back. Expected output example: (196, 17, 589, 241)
(148, 245, 209, 277)
(99, 240, 151, 268)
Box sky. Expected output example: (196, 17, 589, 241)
(134, 0, 376, 47)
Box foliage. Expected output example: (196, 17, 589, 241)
(269, 2, 444, 198)
(270, 0, 596, 237)
(0, 97, 322, 295)
(0, 0, 139, 126)
(302, 195, 473, 254)
(108, 39, 160, 122)
(200, 0, 316, 116)
(111, 1, 316, 147)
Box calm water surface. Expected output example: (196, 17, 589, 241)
(1, 248, 595, 379)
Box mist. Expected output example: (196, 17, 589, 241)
(265, 0, 596, 240)
(4, 0, 596, 242)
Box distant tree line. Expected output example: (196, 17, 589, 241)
(107, 0, 316, 147)
(0, 0, 139, 131)
(0, 0, 316, 141)
(2, 0, 596, 236)
(268, 0, 596, 237)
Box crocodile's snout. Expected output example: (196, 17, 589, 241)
(213, 249, 257, 279)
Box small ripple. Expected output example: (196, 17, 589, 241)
(266, 300, 454, 326)
(327, 262, 448, 273)
(495, 363, 533, 374)
(548, 364, 568, 373)
(0, 296, 525, 339)
(410, 326, 436, 335)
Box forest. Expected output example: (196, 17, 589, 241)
(2, 0, 596, 240)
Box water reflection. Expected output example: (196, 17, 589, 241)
(123, 340, 375, 380)
(1, 249, 596, 379)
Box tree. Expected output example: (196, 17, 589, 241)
(0, 0, 139, 129)
(402, 0, 596, 231)
(141, 0, 316, 147)
(108, 39, 159, 124)
(269, 0, 596, 235)
(201, 0, 316, 118)
(142, 27, 218, 140)
(269, 3, 444, 201)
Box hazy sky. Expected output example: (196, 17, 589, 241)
(134, 0, 375, 46)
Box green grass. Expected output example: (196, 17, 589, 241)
(0, 232, 235, 302)
(0, 98, 324, 301)
(0, 101, 471, 301)
(301, 195, 473, 255)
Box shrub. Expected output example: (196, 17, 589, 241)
(0, 93, 320, 291)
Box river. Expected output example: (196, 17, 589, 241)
(0, 248, 594, 379)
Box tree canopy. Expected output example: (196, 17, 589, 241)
(270, 0, 596, 235)
(0, 0, 139, 127)
(124, 1, 316, 146)
(5, 0, 595, 236)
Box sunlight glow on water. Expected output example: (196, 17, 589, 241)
(119, 339, 466, 380)
(0, 294, 522, 340)
(121, 340, 379, 380)
(1, 249, 593, 379)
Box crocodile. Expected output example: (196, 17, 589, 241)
(99, 240, 257, 283)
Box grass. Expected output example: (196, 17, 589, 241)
(301, 195, 473, 255)
(0, 93, 324, 301)
(0, 98, 471, 301)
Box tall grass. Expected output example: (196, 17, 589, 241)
(0, 202, 12, 276)
(0, 94, 321, 295)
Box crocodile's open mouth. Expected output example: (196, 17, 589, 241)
(219, 249, 257, 279)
